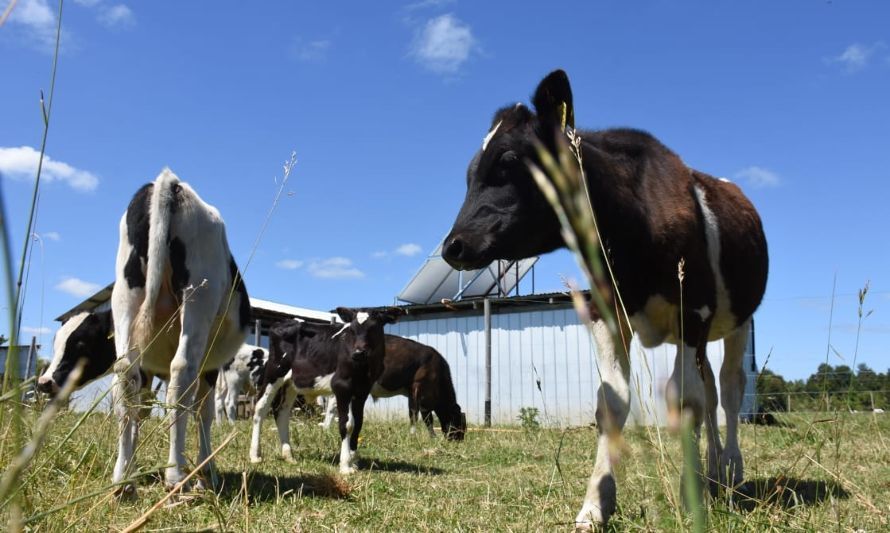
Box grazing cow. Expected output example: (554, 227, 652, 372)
(215, 344, 268, 423)
(110, 169, 249, 493)
(37, 310, 117, 395)
(442, 70, 768, 527)
(249, 308, 403, 473)
(319, 335, 466, 441)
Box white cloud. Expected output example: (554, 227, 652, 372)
(826, 42, 886, 73)
(275, 259, 304, 270)
(395, 243, 423, 256)
(98, 4, 135, 29)
(22, 326, 52, 335)
(734, 166, 781, 189)
(55, 277, 101, 297)
(40, 231, 61, 241)
(410, 14, 477, 74)
(72, 0, 102, 6)
(307, 257, 365, 280)
(371, 251, 389, 259)
(6, 0, 59, 50)
(292, 39, 331, 62)
(0, 146, 99, 191)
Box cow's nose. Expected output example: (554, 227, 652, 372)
(36, 376, 57, 394)
(443, 237, 465, 264)
(351, 349, 368, 362)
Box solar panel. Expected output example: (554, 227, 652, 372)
(397, 241, 538, 304)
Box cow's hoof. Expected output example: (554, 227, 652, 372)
(250, 455, 263, 464)
(281, 444, 295, 463)
(115, 483, 137, 500)
(339, 465, 356, 475)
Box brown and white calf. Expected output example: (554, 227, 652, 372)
(443, 70, 768, 527)
(319, 334, 467, 440)
(249, 308, 403, 473)
(110, 169, 249, 493)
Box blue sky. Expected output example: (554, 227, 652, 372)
(1, 0, 888, 380)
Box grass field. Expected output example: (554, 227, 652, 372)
(1, 406, 888, 531)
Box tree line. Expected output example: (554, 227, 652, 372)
(757, 363, 888, 412)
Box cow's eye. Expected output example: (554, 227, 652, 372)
(499, 150, 518, 164)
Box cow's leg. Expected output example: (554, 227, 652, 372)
(421, 409, 436, 438)
(165, 309, 214, 489)
(111, 287, 142, 495)
(666, 336, 710, 509)
(719, 319, 750, 491)
(274, 384, 298, 462)
(250, 372, 291, 463)
(225, 375, 241, 423)
(320, 395, 337, 429)
(408, 395, 419, 435)
(347, 395, 368, 470)
(214, 372, 228, 424)
(575, 318, 631, 528)
(194, 373, 217, 490)
(700, 353, 724, 495)
(336, 394, 356, 474)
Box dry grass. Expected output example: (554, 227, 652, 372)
(0, 407, 886, 531)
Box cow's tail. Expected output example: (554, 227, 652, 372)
(132, 168, 179, 352)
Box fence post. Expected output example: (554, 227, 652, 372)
(484, 297, 492, 427)
(254, 319, 261, 346)
(787, 392, 791, 413)
(871, 391, 875, 411)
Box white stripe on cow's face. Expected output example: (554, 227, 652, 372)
(482, 121, 503, 152)
(42, 312, 90, 381)
(356, 312, 369, 325)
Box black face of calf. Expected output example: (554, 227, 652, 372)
(442, 405, 467, 441)
(443, 70, 575, 270)
(37, 310, 115, 395)
(334, 307, 405, 364)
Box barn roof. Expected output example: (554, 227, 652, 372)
(379, 290, 587, 319)
(54, 283, 336, 325)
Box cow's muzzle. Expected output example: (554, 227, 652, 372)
(36, 376, 59, 396)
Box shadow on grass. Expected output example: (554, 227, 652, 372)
(216, 471, 351, 502)
(734, 476, 848, 511)
(312, 453, 446, 475)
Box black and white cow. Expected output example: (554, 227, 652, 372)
(110, 169, 249, 493)
(319, 334, 466, 441)
(38, 310, 116, 395)
(249, 308, 402, 473)
(443, 70, 768, 527)
(214, 344, 268, 423)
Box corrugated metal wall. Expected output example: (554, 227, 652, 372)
(370, 303, 757, 427)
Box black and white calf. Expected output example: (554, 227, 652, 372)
(249, 308, 403, 473)
(110, 169, 250, 492)
(443, 70, 768, 526)
(215, 344, 268, 423)
(320, 335, 466, 441)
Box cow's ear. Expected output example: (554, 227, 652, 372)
(336, 307, 356, 323)
(378, 307, 406, 325)
(532, 69, 575, 137)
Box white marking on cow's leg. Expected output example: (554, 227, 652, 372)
(339, 406, 356, 474)
(422, 410, 436, 438)
(275, 384, 298, 462)
(111, 371, 140, 492)
(408, 397, 418, 435)
(319, 395, 337, 428)
(481, 120, 502, 151)
(576, 319, 631, 528)
(666, 343, 707, 508)
(250, 370, 292, 463)
(719, 319, 750, 491)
